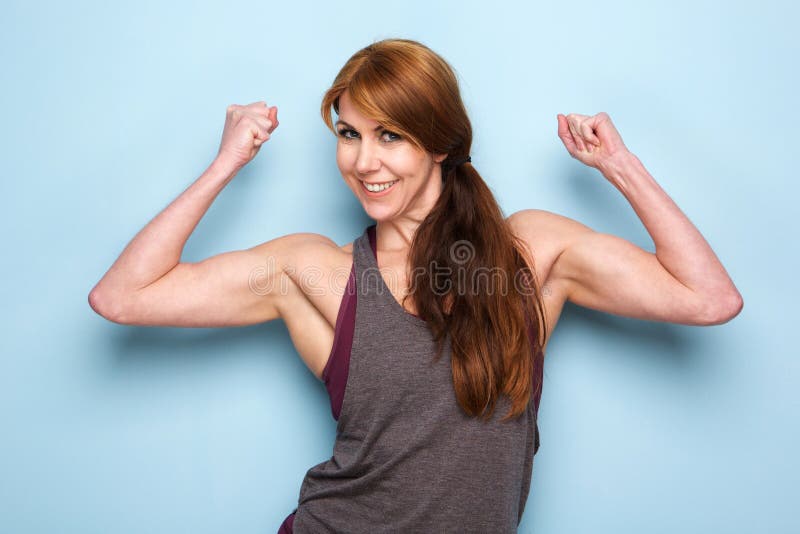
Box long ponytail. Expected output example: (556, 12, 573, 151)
(407, 158, 546, 421)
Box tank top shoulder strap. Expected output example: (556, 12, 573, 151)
(320, 225, 373, 421)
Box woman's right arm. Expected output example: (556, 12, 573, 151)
(88, 101, 322, 327)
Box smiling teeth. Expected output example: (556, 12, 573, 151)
(365, 180, 398, 192)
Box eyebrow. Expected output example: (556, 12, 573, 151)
(334, 119, 385, 132)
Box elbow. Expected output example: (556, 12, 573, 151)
(697, 290, 744, 325)
(88, 286, 128, 324)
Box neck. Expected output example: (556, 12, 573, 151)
(376, 166, 444, 252)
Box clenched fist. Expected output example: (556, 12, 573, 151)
(556, 112, 631, 176)
(216, 101, 279, 171)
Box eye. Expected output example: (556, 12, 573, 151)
(381, 130, 402, 143)
(337, 128, 359, 140)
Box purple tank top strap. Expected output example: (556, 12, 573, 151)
(321, 258, 356, 421)
(277, 509, 295, 533)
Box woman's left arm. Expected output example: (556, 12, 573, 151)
(514, 112, 743, 326)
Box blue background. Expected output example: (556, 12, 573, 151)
(1, 1, 796, 532)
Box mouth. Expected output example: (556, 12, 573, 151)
(361, 179, 399, 197)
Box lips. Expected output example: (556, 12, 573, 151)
(361, 179, 398, 196)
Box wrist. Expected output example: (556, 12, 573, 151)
(598, 151, 643, 189)
(208, 155, 242, 183)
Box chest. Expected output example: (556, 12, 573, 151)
(374, 252, 419, 315)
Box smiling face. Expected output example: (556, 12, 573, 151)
(335, 90, 447, 223)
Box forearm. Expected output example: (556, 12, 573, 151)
(91, 158, 238, 297)
(600, 153, 742, 302)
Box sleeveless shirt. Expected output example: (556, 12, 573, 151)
(279, 224, 544, 533)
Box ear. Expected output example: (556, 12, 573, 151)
(433, 152, 448, 164)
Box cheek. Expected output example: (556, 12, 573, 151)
(335, 145, 345, 169)
(336, 144, 356, 172)
(397, 151, 430, 177)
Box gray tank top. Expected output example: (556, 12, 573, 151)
(291, 227, 541, 533)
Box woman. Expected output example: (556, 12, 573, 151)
(89, 39, 743, 532)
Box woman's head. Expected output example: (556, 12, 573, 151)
(321, 39, 473, 221)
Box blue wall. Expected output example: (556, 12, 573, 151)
(1, 1, 795, 532)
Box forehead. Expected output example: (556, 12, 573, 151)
(336, 91, 382, 129)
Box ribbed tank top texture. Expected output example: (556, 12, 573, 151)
(279, 224, 544, 533)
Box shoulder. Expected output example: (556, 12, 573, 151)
(505, 208, 595, 282)
(507, 209, 593, 243)
(248, 232, 353, 274)
(506, 210, 600, 331)
(507, 209, 592, 254)
(286, 232, 354, 255)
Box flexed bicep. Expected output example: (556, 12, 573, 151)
(551, 230, 713, 325)
(91, 233, 334, 328)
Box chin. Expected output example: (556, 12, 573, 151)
(362, 203, 398, 222)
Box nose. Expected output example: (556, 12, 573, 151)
(355, 139, 381, 175)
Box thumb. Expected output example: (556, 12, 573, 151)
(252, 126, 271, 147)
(268, 106, 279, 132)
(556, 114, 577, 153)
